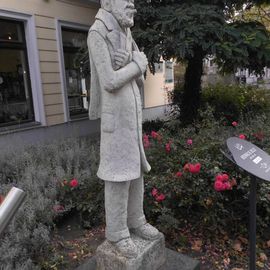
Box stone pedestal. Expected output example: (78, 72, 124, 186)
(96, 233, 166, 270)
(75, 233, 200, 270)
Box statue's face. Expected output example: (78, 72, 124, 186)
(111, 0, 136, 28)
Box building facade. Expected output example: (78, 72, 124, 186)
(0, 0, 173, 149)
(203, 57, 270, 88)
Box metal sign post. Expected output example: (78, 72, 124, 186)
(249, 176, 257, 270)
(0, 187, 26, 236)
(223, 137, 270, 270)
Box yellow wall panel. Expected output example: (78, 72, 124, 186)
(37, 39, 58, 51)
(36, 27, 56, 40)
(39, 51, 59, 62)
(44, 94, 63, 105)
(35, 15, 56, 29)
(42, 83, 62, 95)
(41, 73, 61, 84)
(46, 114, 65, 126)
(45, 104, 64, 116)
(40, 62, 60, 73)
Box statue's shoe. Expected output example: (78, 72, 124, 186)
(112, 237, 138, 258)
(130, 223, 160, 241)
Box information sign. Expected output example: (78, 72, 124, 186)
(227, 137, 270, 181)
(225, 137, 270, 270)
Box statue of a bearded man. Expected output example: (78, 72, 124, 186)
(87, 0, 160, 259)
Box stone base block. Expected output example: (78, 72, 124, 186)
(96, 233, 166, 270)
(75, 235, 200, 270)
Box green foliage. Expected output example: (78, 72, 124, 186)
(171, 83, 270, 123)
(0, 146, 58, 270)
(216, 21, 270, 74)
(201, 84, 270, 120)
(142, 119, 165, 134)
(0, 137, 101, 269)
(134, 1, 270, 71)
(134, 0, 270, 123)
(142, 108, 270, 237)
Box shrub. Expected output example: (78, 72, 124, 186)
(171, 83, 270, 123)
(143, 107, 270, 237)
(201, 84, 270, 121)
(0, 137, 101, 269)
(0, 146, 58, 270)
(143, 119, 165, 134)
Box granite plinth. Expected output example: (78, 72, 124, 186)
(96, 233, 166, 270)
(76, 237, 200, 270)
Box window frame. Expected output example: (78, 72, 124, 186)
(0, 18, 36, 128)
(57, 20, 90, 122)
(0, 9, 46, 130)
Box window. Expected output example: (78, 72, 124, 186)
(0, 18, 35, 127)
(154, 61, 163, 73)
(61, 27, 90, 119)
(165, 61, 174, 84)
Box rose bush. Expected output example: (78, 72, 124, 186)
(142, 107, 270, 237)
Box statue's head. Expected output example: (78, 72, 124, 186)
(101, 0, 136, 28)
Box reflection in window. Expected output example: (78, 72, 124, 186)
(0, 19, 34, 127)
(62, 28, 90, 119)
(165, 61, 174, 83)
(154, 61, 163, 73)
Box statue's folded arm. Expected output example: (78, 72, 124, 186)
(88, 31, 142, 93)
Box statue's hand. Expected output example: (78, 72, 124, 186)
(132, 51, 148, 74)
(114, 49, 130, 69)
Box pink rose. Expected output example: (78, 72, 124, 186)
(231, 178, 237, 187)
(165, 143, 171, 153)
(155, 193, 166, 202)
(232, 121, 238, 127)
(222, 174, 229, 182)
(0, 195, 4, 205)
(239, 134, 246, 140)
(143, 140, 150, 148)
(214, 181, 224, 192)
(143, 135, 150, 148)
(189, 163, 201, 174)
(70, 178, 78, 188)
(151, 188, 158, 197)
(175, 171, 183, 178)
(187, 139, 193, 146)
(151, 131, 158, 139)
(53, 204, 65, 213)
(215, 174, 223, 182)
(253, 132, 264, 141)
(224, 182, 232, 190)
(183, 163, 190, 172)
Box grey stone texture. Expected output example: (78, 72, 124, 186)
(96, 233, 166, 270)
(88, 8, 151, 182)
(76, 245, 200, 270)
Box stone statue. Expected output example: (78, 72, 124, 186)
(87, 0, 160, 259)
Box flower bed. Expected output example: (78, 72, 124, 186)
(143, 108, 270, 237)
(1, 106, 270, 269)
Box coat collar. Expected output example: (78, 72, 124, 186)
(95, 8, 124, 33)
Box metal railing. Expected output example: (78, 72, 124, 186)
(0, 187, 26, 236)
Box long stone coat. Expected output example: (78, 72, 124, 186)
(87, 9, 151, 182)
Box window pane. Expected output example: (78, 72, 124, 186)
(165, 61, 174, 83)
(154, 62, 163, 73)
(62, 28, 89, 119)
(0, 19, 24, 43)
(62, 29, 87, 48)
(0, 49, 34, 126)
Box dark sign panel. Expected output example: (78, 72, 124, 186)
(227, 137, 270, 181)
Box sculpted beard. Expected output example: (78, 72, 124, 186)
(112, 6, 136, 28)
